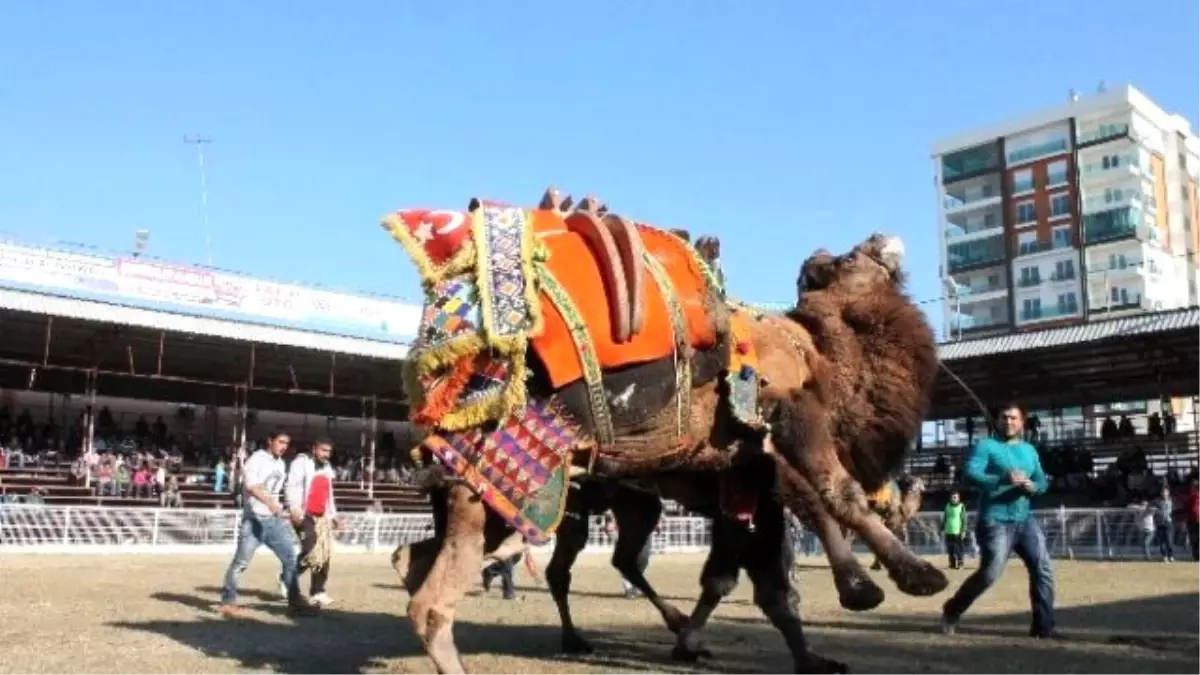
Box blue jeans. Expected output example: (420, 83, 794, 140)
(220, 512, 300, 604)
(214, 474, 226, 493)
(944, 517, 1056, 636)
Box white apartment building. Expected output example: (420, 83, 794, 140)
(932, 84, 1200, 340)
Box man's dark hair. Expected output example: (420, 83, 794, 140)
(312, 436, 334, 449)
(995, 401, 1023, 416)
(267, 429, 290, 442)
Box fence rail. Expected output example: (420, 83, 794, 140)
(0, 504, 1188, 560)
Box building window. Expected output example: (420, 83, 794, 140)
(1056, 292, 1078, 313)
(1050, 193, 1071, 217)
(1052, 226, 1071, 249)
(1012, 168, 1034, 193)
(983, 212, 996, 228)
(1046, 159, 1068, 187)
(1054, 259, 1075, 280)
(1109, 253, 1127, 270)
(981, 183, 995, 198)
(1022, 297, 1042, 319)
(1016, 201, 1036, 224)
(1019, 265, 1040, 285)
(987, 274, 1000, 288)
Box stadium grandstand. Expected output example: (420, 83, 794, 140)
(1, 233, 1197, 525)
(0, 235, 430, 514)
(911, 306, 1200, 511)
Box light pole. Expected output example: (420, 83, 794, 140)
(183, 135, 215, 266)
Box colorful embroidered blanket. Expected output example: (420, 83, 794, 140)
(424, 399, 579, 545)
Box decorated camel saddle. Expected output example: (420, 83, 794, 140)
(382, 188, 766, 543)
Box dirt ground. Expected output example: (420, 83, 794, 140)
(0, 552, 1196, 674)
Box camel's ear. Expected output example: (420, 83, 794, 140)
(669, 228, 691, 243)
(878, 235, 905, 272)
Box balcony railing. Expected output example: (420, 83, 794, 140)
(947, 251, 1006, 273)
(1049, 271, 1077, 282)
(951, 280, 1007, 297)
(1020, 305, 1080, 322)
(1089, 299, 1144, 314)
(1077, 123, 1129, 146)
(1083, 192, 1153, 213)
(945, 222, 1002, 241)
(1082, 209, 1158, 246)
(1007, 138, 1070, 165)
(942, 145, 1002, 183)
(1017, 275, 1043, 288)
(1015, 239, 1074, 257)
(1079, 155, 1148, 179)
(943, 191, 999, 211)
(949, 314, 1009, 332)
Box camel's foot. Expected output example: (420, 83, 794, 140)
(663, 606, 690, 635)
(869, 559, 883, 572)
(672, 629, 714, 662)
(561, 630, 595, 655)
(671, 645, 714, 662)
(888, 557, 949, 597)
(831, 562, 885, 612)
(796, 652, 850, 674)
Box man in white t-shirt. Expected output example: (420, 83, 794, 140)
(217, 430, 315, 617)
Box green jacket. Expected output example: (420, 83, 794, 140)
(943, 502, 966, 535)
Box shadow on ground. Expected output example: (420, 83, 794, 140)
(110, 588, 1199, 674)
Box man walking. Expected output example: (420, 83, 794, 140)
(941, 402, 1061, 639)
(942, 490, 967, 569)
(1152, 486, 1176, 563)
(217, 430, 314, 617)
(286, 437, 343, 607)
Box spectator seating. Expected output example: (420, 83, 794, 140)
(0, 464, 431, 513)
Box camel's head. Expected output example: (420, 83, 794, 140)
(797, 232, 907, 298)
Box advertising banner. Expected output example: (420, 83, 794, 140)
(0, 241, 418, 342)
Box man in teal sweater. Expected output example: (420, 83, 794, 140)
(942, 402, 1060, 639)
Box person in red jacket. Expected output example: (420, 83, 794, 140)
(1186, 479, 1199, 562)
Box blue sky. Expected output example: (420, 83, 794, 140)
(1, 1, 1196, 332)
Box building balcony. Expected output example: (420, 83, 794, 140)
(1006, 138, 1070, 166)
(1017, 275, 1043, 288)
(1077, 123, 1128, 146)
(1079, 157, 1150, 184)
(942, 144, 1002, 184)
(945, 222, 1003, 242)
(1082, 192, 1155, 215)
(1082, 209, 1158, 246)
(1088, 298, 1144, 315)
(951, 279, 1007, 299)
(948, 313, 1010, 334)
(1014, 240, 1074, 259)
(943, 192, 1003, 216)
(1019, 304, 1081, 323)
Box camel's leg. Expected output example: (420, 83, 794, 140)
(776, 452, 946, 597)
(770, 400, 947, 597)
(778, 461, 884, 611)
(408, 484, 486, 675)
(484, 530, 528, 566)
(609, 485, 689, 633)
(394, 537, 445, 594)
(740, 502, 848, 674)
(672, 514, 743, 662)
(545, 486, 597, 654)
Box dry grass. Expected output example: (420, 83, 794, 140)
(0, 552, 1196, 674)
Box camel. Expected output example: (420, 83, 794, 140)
(382, 190, 944, 673)
(842, 475, 927, 571)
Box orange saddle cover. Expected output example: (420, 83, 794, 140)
(528, 210, 719, 389)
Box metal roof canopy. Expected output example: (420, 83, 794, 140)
(0, 305, 410, 420)
(931, 307, 1199, 419)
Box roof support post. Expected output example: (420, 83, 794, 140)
(248, 344, 256, 389)
(41, 316, 53, 366)
(328, 353, 336, 396)
(155, 331, 165, 377)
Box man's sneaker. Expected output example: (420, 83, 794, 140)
(1031, 630, 1067, 640)
(288, 602, 320, 617)
(310, 592, 334, 608)
(278, 577, 288, 599)
(216, 603, 245, 619)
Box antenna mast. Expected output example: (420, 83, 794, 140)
(183, 135, 215, 266)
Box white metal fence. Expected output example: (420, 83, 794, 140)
(0, 504, 1190, 560)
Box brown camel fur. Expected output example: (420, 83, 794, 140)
(399, 231, 943, 673)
